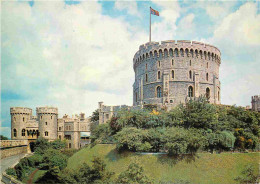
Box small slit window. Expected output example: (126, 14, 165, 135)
(145, 74, 148, 83)
(45, 131, 48, 136)
(13, 129, 17, 137)
(206, 88, 210, 99)
(171, 70, 174, 79)
(206, 73, 209, 81)
(188, 86, 193, 97)
(156, 86, 162, 98)
(158, 71, 161, 80)
(22, 129, 25, 136)
(158, 61, 160, 68)
(189, 71, 192, 79)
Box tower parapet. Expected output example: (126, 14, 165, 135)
(36, 107, 58, 141)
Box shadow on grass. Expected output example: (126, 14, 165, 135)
(157, 153, 199, 166)
(105, 148, 135, 162)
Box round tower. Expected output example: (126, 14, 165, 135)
(10, 107, 32, 140)
(133, 40, 221, 107)
(36, 107, 58, 141)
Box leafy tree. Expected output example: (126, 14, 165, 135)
(60, 157, 114, 184)
(90, 123, 113, 144)
(234, 164, 258, 184)
(40, 148, 68, 170)
(50, 139, 67, 149)
(0, 135, 8, 140)
(117, 162, 153, 184)
(114, 127, 147, 152)
(181, 97, 218, 130)
(90, 109, 99, 122)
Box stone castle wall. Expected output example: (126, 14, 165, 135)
(133, 40, 221, 107)
(10, 107, 91, 150)
(251, 95, 260, 112)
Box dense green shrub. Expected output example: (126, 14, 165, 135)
(92, 98, 259, 153)
(117, 162, 153, 184)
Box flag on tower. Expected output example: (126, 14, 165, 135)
(150, 7, 159, 16)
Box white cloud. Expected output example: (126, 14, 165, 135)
(208, 2, 260, 106)
(2, 1, 147, 119)
(210, 2, 260, 54)
(150, 1, 181, 41)
(114, 1, 140, 16)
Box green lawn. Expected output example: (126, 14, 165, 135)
(67, 144, 259, 184)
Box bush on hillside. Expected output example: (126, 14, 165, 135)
(117, 162, 153, 184)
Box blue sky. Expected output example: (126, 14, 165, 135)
(1, 0, 260, 138)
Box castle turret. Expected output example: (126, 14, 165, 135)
(251, 95, 260, 112)
(10, 107, 32, 140)
(36, 107, 58, 141)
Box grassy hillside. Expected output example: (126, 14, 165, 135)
(67, 144, 258, 184)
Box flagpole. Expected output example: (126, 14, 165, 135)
(149, 6, 151, 42)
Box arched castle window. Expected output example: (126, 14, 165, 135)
(156, 86, 162, 98)
(206, 73, 209, 81)
(158, 61, 160, 68)
(212, 53, 214, 61)
(171, 70, 174, 79)
(189, 70, 192, 79)
(199, 50, 202, 59)
(206, 88, 210, 99)
(159, 49, 163, 58)
(208, 52, 211, 60)
(22, 129, 25, 136)
(169, 48, 173, 57)
(13, 129, 17, 137)
(174, 48, 179, 57)
(45, 122, 48, 125)
(146, 53, 149, 59)
(45, 131, 48, 136)
(204, 51, 207, 60)
(185, 49, 189, 57)
(190, 49, 194, 57)
(145, 74, 148, 83)
(180, 48, 184, 57)
(154, 50, 158, 58)
(195, 50, 198, 57)
(158, 71, 161, 80)
(164, 49, 168, 57)
(150, 51, 153, 58)
(188, 86, 193, 97)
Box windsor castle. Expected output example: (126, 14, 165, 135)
(10, 40, 260, 148)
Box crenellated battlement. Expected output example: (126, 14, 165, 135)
(36, 107, 58, 114)
(10, 107, 32, 115)
(133, 40, 221, 69)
